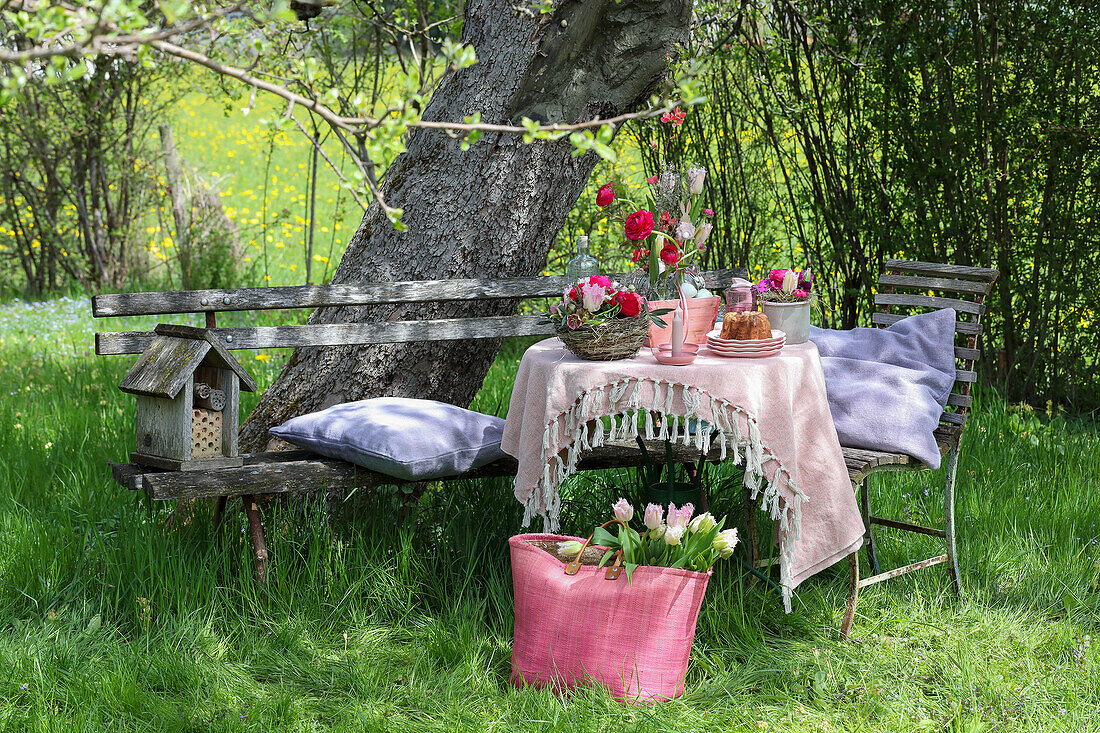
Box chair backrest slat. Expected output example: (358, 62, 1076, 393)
(93, 269, 745, 318)
(875, 259, 998, 445)
(884, 259, 999, 280)
(871, 311, 982, 335)
(877, 273, 991, 295)
(874, 293, 985, 316)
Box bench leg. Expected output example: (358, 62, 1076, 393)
(213, 496, 227, 533)
(242, 494, 269, 585)
(840, 551, 859, 640)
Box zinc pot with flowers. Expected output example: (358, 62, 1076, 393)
(509, 499, 739, 703)
(547, 275, 669, 361)
(755, 268, 815, 344)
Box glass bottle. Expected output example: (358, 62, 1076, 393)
(566, 235, 600, 282)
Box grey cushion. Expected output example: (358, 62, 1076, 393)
(270, 397, 507, 480)
(809, 308, 957, 468)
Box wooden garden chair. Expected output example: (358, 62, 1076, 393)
(839, 259, 999, 639)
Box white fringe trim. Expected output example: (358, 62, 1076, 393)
(519, 377, 809, 612)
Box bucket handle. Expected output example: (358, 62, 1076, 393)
(564, 519, 625, 580)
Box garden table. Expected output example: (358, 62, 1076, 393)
(501, 338, 865, 611)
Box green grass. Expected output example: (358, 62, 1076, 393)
(0, 298, 1097, 732)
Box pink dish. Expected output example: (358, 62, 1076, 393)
(705, 346, 783, 359)
(654, 352, 699, 365)
(706, 329, 786, 347)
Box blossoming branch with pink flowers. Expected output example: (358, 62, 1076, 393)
(755, 268, 815, 303)
(557, 498, 739, 581)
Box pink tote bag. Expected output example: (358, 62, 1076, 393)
(509, 532, 711, 704)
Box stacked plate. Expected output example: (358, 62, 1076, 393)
(705, 328, 786, 358)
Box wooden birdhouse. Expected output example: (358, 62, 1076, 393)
(119, 324, 257, 471)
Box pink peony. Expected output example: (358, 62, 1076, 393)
(660, 243, 680, 266)
(612, 498, 634, 523)
(624, 210, 655, 241)
(589, 275, 613, 288)
(769, 268, 789, 285)
(613, 291, 642, 317)
(667, 502, 695, 529)
(702, 208, 714, 217)
(596, 184, 615, 207)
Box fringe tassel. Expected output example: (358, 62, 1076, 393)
(530, 381, 806, 615)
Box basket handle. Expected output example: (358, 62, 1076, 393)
(564, 519, 626, 580)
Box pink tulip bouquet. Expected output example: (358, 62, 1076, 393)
(558, 498, 739, 582)
(754, 268, 814, 303)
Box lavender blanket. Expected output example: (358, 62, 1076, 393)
(809, 308, 957, 468)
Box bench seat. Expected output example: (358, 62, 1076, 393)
(111, 440, 730, 502)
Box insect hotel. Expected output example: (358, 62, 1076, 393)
(119, 324, 257, 471)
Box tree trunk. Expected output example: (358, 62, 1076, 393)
(239, 0, 693, 452)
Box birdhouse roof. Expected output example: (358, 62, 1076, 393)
(119, 324, 257, 398)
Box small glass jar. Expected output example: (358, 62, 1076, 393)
(725, 277, 755, 313)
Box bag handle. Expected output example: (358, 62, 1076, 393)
(564, 519, 625, 580)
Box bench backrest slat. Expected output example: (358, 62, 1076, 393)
(96, 315, 558, 356)
(92, 270, 745, 318)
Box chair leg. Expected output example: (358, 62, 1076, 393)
(944, 447, 963, 597)
(840, 551, 859, 641)
(857, 477, 880, 575)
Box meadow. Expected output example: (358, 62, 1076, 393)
(0, 86, 1097, 732)
(0, 294, 1097, 732)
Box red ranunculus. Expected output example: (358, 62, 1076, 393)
(568, 286, 579, 301)
(596, 184, 615, 207)
(614, 291, 642, 317)
(631, 247, 647, 263)
(624, 210, 655, 241)
(660, 243, 680, 265)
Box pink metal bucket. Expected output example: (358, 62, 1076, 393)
(509, 533, 711, 704)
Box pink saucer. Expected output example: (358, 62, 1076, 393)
(654, 351, 698, 365)
(653, 342, 699, 365)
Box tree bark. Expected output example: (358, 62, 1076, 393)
(239, 0, 693, 452)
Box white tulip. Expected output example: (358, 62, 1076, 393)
(781, 270, 799, 294)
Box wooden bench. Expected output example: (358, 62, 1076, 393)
(94, 268, 744, 581)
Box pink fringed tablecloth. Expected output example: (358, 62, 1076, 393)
(501, 338, 864, 611)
